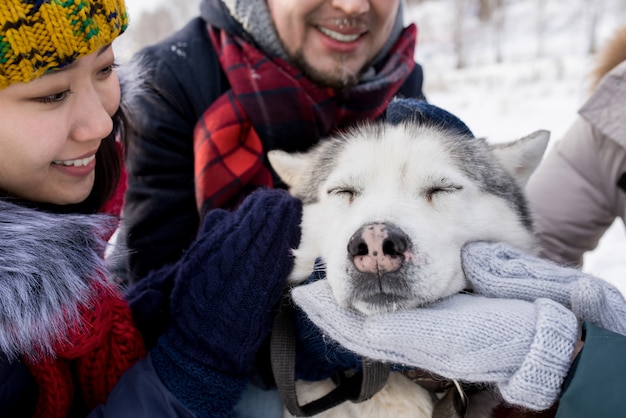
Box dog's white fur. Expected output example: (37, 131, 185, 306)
(269, 121, 549, 417)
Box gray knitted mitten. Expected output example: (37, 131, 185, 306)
(292, 280, 578, 411)
(462, 241, 626, 335)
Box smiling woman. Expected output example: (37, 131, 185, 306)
(0, 0, 127, 211)
(0, 0, 155, 415)
(0, 2, 310, 418)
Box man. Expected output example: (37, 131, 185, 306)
(116, 0, 424, 283)
(113, 1, 422, 415)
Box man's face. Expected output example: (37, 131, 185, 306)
(267, 0, 401, 88)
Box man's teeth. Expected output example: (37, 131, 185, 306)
(318, 27, 360, 42)
(53, 155, 95, 167)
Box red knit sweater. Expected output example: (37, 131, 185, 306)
(25, 283, 146, 418)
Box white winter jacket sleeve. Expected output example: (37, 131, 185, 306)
(525, 60, 626, 267)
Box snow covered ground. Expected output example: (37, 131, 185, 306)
(121, 0, 626, 294)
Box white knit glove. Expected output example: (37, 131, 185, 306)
(462, 241, 626, 335)
(292, 280, 578, 411)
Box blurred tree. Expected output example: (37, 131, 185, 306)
(478, 0, 505, 63)
(536, 0, 545, 58)
(133, 8, 175, 48)
(454, 0, 468, 68)
(119, 0, 201, 56)
(584, 0, 605, 54)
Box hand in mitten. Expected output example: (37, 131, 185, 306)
(293, 261, 362, 381)
(125, 262, 178, 348)
(150, 188, 302, 417)
(292, 280, 578, 411)
(462, 241, 626, 335)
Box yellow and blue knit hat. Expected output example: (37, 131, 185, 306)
(0, 0, 128, 89)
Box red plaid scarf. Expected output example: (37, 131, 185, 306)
(193, 24, 417, 215)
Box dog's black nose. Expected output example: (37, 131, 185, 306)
(348, 223, 410, 274)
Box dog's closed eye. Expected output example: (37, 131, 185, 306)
(328, 186, 361, 202)
(423, 182, 462, 202)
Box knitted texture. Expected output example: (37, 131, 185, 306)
(386, 98, 475, 138)
(126, 260, 177, 348)
(0, 193, 144, 417)
(292, 280, 578, 411)
(151, 338, 248, 418)
(153, 188, 302, 417)
(25, 282, 146, 418)
(462, 241, 626, 336)
(0, 0, 128, 89)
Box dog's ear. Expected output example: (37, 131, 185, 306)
(267, 150, 307, 188)
(491, 130, 550, 187)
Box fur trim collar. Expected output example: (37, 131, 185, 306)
(0, 199, 114, 360)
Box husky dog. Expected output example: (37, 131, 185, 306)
(268, 103, 550, 418)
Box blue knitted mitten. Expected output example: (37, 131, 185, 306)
(126, 261, 178, 348)
(385, 98, 474, 137)
(462, 241, 626, 335)
(151, 188, 302, 417)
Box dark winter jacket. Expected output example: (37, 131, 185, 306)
(116, 0, 425, 283)
(0, 199, 195, 417)
(555, 322, 626, 418)
(88, 355, 195, 418)
(0, 354, 195, 418)
(0, 354, 37, 417)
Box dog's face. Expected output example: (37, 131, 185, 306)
(269, 122, 549, 315)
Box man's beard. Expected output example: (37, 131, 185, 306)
(291, 49, 369, 89)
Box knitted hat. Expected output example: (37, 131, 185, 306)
(0, 0, 129, 89)
(385, 98, 475, 138)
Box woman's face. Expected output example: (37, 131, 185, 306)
(0, 45, 120, 205)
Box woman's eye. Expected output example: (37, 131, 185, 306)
(98, 63, 118, 78)
(36, 90, 72, 104)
